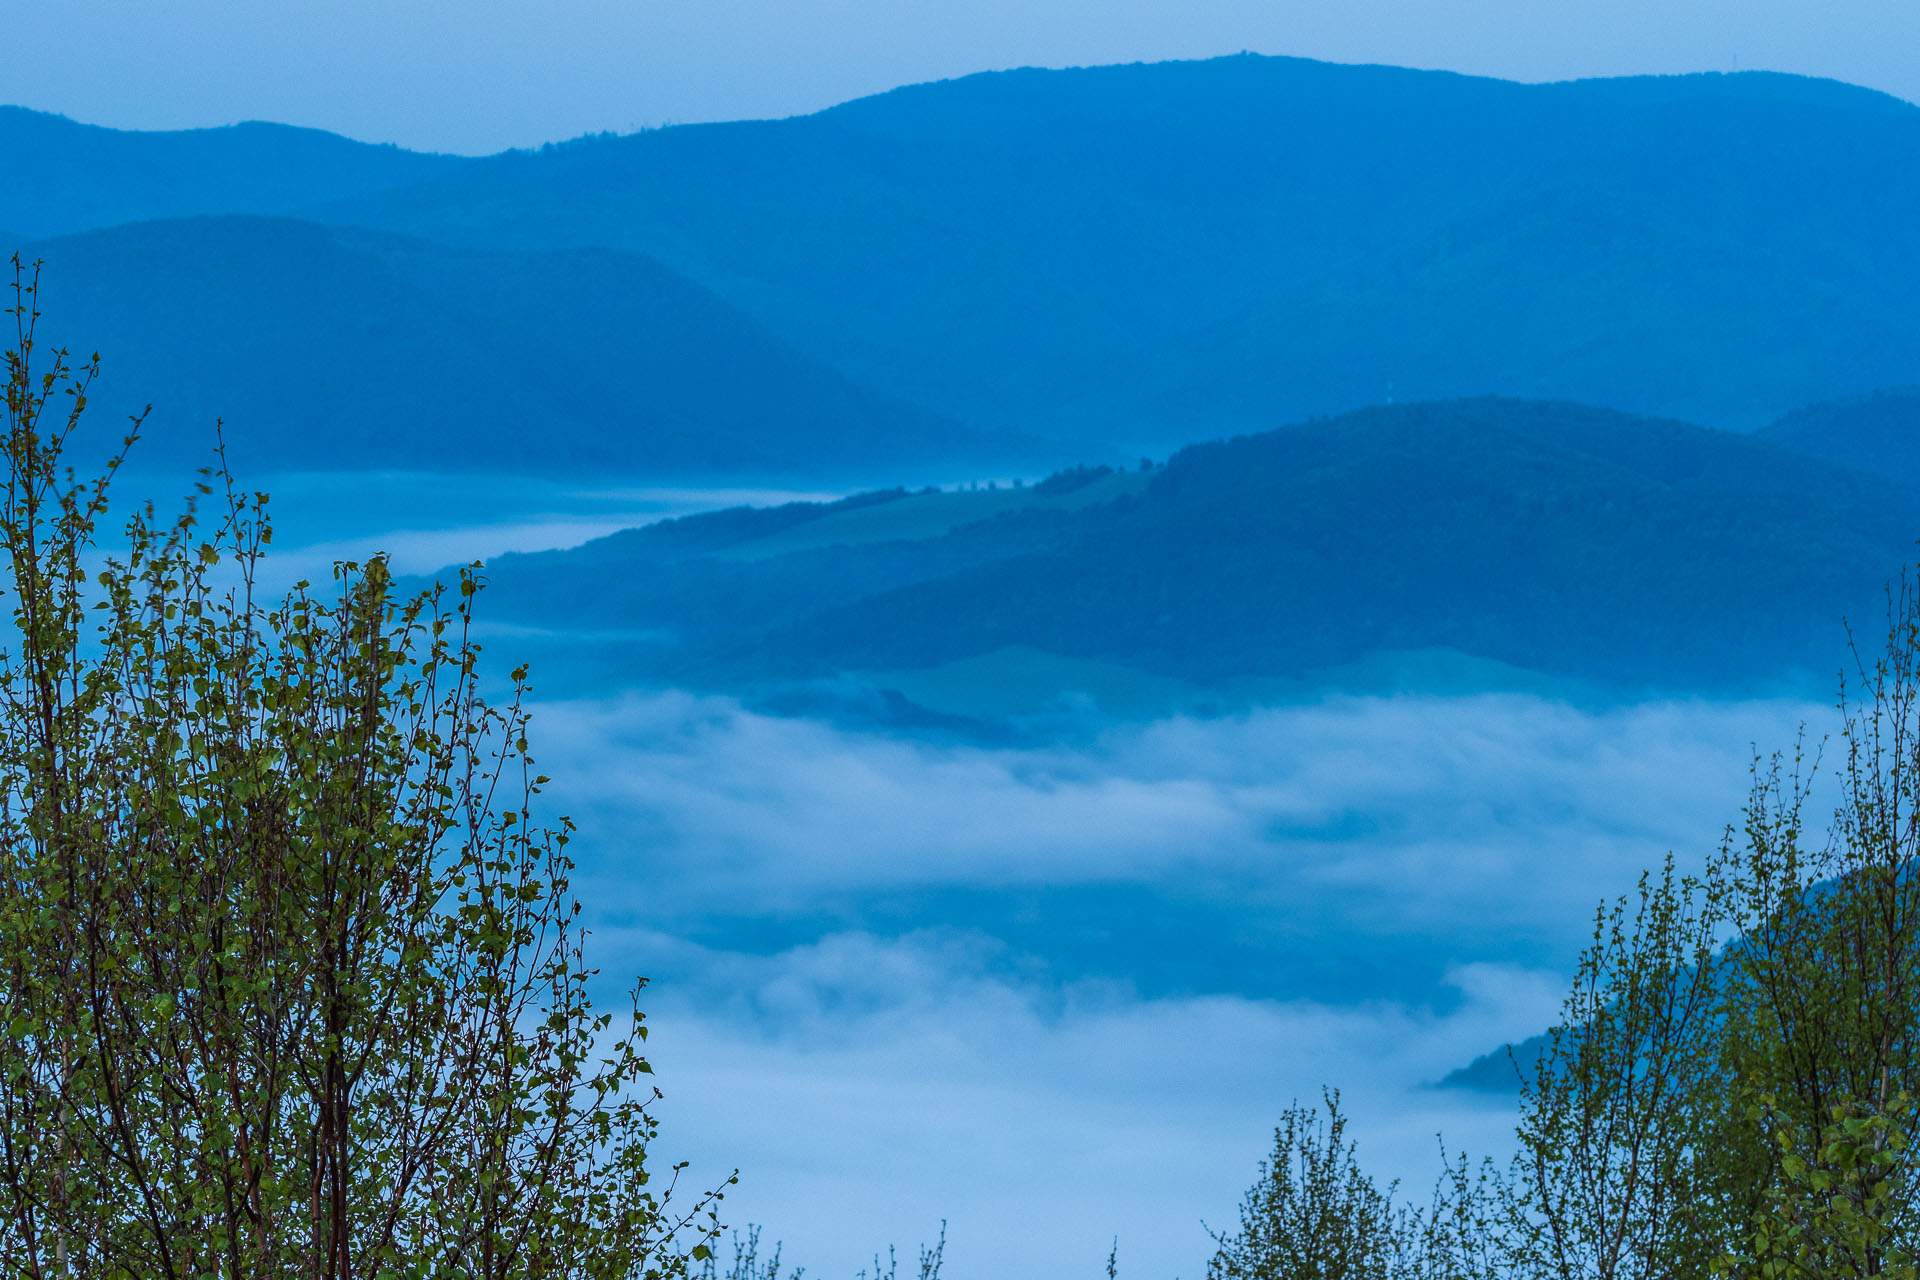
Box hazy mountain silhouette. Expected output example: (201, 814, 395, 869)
(319, 57, 1920, 450)
(462, 399, 1920, 700)
(10, 58, 1920, 474)
(19, 216, 1052, 477)
(0, 107, 468, 240)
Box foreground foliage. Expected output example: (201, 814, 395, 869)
(1214, 583, 1920, 1279)
(1205, 1094, 1496, 1280)
(0, 265, 724, 1275)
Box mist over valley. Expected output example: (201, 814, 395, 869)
(6, 52, 1919, 1278)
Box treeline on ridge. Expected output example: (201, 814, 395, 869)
(461, 397, 1920, 700)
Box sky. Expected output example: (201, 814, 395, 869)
(5, 0, 1918, 153)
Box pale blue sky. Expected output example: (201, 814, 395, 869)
(8, 0, 1917, 154)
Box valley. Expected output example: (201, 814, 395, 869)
(7, 52, 1920, 1277)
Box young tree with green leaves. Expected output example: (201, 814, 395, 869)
(1216, 577, 1920, 1280)
(1718, 1092, 1920, 1280)
(1206, 1092, 1498, 1280)
(1493, 586, 1920, 1280)
(1505, 856, 1730, 1280)
(1703, 593, 1920, 1279)
(0, 260, 726, 1276)
(1207, 1093, 1408, 1280)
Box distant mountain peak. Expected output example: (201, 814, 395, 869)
(313, 55, 1920, 451)
(0, 107, 464, 240)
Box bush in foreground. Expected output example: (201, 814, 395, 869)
(1214, 581, 1920, 1280)
(0, 262, 726, 1275)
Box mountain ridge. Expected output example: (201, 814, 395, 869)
(312, 56, 1920, 449)
(447, 397, 1920, 707)
(10, 57, 1920, 475)
(18, 214, 1062, 478)
(0, 106, 469, 240)
(1756, 387, 1920, 485)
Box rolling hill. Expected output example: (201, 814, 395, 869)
(454, 398, 1920, 708)
(1756, 387, 1920, 485)
(320, 57, 1920, 449)
(0, 107, 468, 240)
(18, 216, 1055, 478)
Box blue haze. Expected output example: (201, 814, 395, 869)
(5, 51, 1918, 1277)
(13, 62, 1920, 471)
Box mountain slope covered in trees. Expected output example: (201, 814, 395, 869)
(20, 216, 1051, 477)
(322, 57, 1920, 447)
(459, 398, 1920, 705)
(8, 60, 1920, 473)
(1755, 387, 1920, 484)
(0, 106, 468, 239)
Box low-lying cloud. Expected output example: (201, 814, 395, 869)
(507, 687, 1831, 1278)
(634, 931, 1561, 1280)
(536, 690, 1821, 971)
(205, 472, 836, 587)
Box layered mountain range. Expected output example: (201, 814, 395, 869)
(8, 57, 1920, 474)
(10, 61, 1920, 698)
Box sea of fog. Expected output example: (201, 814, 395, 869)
(255, 472, 1829, 1280)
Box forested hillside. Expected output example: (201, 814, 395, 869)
(19, 216, 1052, 476)
(0, 106, 466, 238)
(323, 57, 1920, 447)
(1756, 386, 1920, 483)
(460, 398, 1920, 705)
(8, 60, 1920, 474)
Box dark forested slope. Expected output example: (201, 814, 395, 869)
(1757, 388, 1920, 485)
(466, 399, 1920, 699)
(324, 58, 1920, 448)
(20, 216, 1048, 477)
